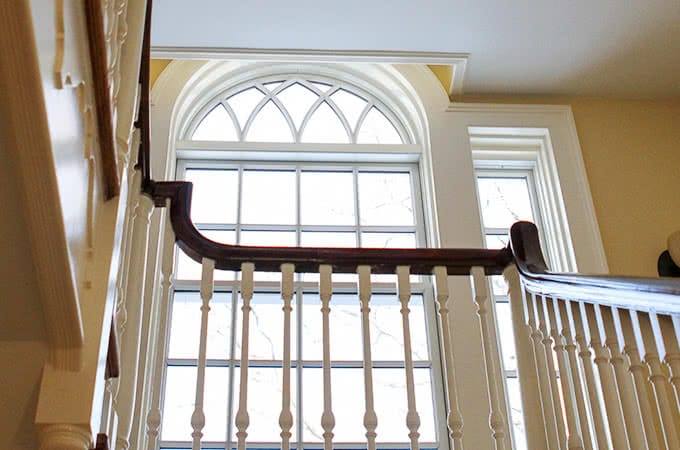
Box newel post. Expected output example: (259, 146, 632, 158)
(503, 265, 549, 450)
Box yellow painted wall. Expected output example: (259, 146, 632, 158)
(150, 59, 172, 87)
(462, 95, 680, 277)
(149, 60, 680, 276)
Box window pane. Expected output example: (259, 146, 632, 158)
(186, 170, 238, 224)
(373, 368, 436, 443)
(175, 230, 236, 281)
(245, 100, 294, 142)
(300, 231, 356, 248)
(330, 89, 367, 132)
(477, 177, 534, 229)
(485, 234, 509, 249)
(356, 107, 403, 144)
(310, 81, 332, 92)
(232, 367, 297, 442)
(239, 230, 296, 247)
(161, 367, 229, 442)
(277, 83, 319, 131)
(302, 368, 364, 442)
(235, 293, 297, 360)
(495, 302, 517, 371)
(507, 378, 527, 450)
(301, 101, 350, 144)
(241, 170, 296, 224)
(300, 171, 355, 225)
(191, 104, 238, 141)
(491, 275, 509, 296)
(358, 172, 414, 226)
(263, 80, 284, 92)
(302, 294, 361, 361)
(361, 232, 416, 249)
(370, 294, 428, 361)
(227, 87, 265, 130)
(168, 291, 232, 360)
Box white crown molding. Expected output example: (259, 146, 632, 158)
(447, 102, 573, 114)
(152, 47, 469, 95)
(0, 1, 84, 369)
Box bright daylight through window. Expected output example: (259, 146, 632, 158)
(158, 75, 443, 450)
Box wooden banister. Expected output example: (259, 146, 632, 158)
(149, 180, 512, 275)
(510, 221, 680, 314)
(84, 0, 119, 199)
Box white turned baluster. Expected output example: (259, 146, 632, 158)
(279, 264, 295, 450)
(528, 292, 561, 450)
(582, 303, 629, 450)
(536, 296, 567, 449)
(358, 265, 378, 450)
(569, 301, 609, 450)
(504, 267, 548, 450)
(397, 266, 421, 450)
(545, 298, 584, 450)
(598, 306, 646, 449)
(146, 201, 176, 448)
(433, 266, 464, 449)
(556, 300, 593, 450)
(470, 266, 508, 450)
(616, 308, 661, 450)
(657, 314, 680, 412)
(636, 311, 680, 449)
(236, 263, 255, 450)
(191, 258, 215, 450)
(319, 265, 336, 450)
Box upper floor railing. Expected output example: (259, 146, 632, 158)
(128, 4, 680, 449)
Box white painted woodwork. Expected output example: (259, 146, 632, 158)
(358, 265, 378, 450)
(545, 298, 584, 450)
(556, 300, 593, 450)
(319, 265, 336, 450)
(146, 202, 176, 448)
(616, 308, 661, 450)
(470, 266, 508, 450)
(568, 301, 609, 450)
(434, 266, 464, 449)
(504, 266, 548, 450)
(598, 306, 646, 449)
(656, 314, 680, 411)
(582, 303, 629, 450)
(536, 296, 567, 449)
(397, 266, 422, 450)
(190, 258, 215, 449)
(279, 263, 295, 450)
(527, 292, 560, 450)
(38, 424, 92, 450)
(116, 192, 154, 450)
(236, 263, 255, 450)
(635, 311, 680, 450)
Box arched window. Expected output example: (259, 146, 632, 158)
(157, 70, 445, 450)
(187, 77, 407, 144)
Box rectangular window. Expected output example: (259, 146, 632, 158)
(159, 160, 444, 450)
(475, 168, 542, 450)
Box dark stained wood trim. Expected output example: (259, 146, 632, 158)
(137, 0, 152, 190)
(510, 221, 680, 298)
(151, 181, 513, 275)
(85, 0, 119, 199)
(90, 433, 109, 450)
(105, 315, 119, 379)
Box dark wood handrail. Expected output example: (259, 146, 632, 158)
(510, 221, 680, 314)
(137, 0, 153, 191)
(150, 181, 512, 275)
(85, 0, 119, 199)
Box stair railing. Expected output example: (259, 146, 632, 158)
(509, 221, 680, 450)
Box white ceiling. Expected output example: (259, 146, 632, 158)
(151, 0, 680, 97)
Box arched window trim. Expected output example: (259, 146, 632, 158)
(183, 73, 413, 145)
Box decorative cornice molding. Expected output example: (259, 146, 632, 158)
(0, 0, 84, 369)
(447, 102, 573, 114)
(152, 47, 469, 95)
